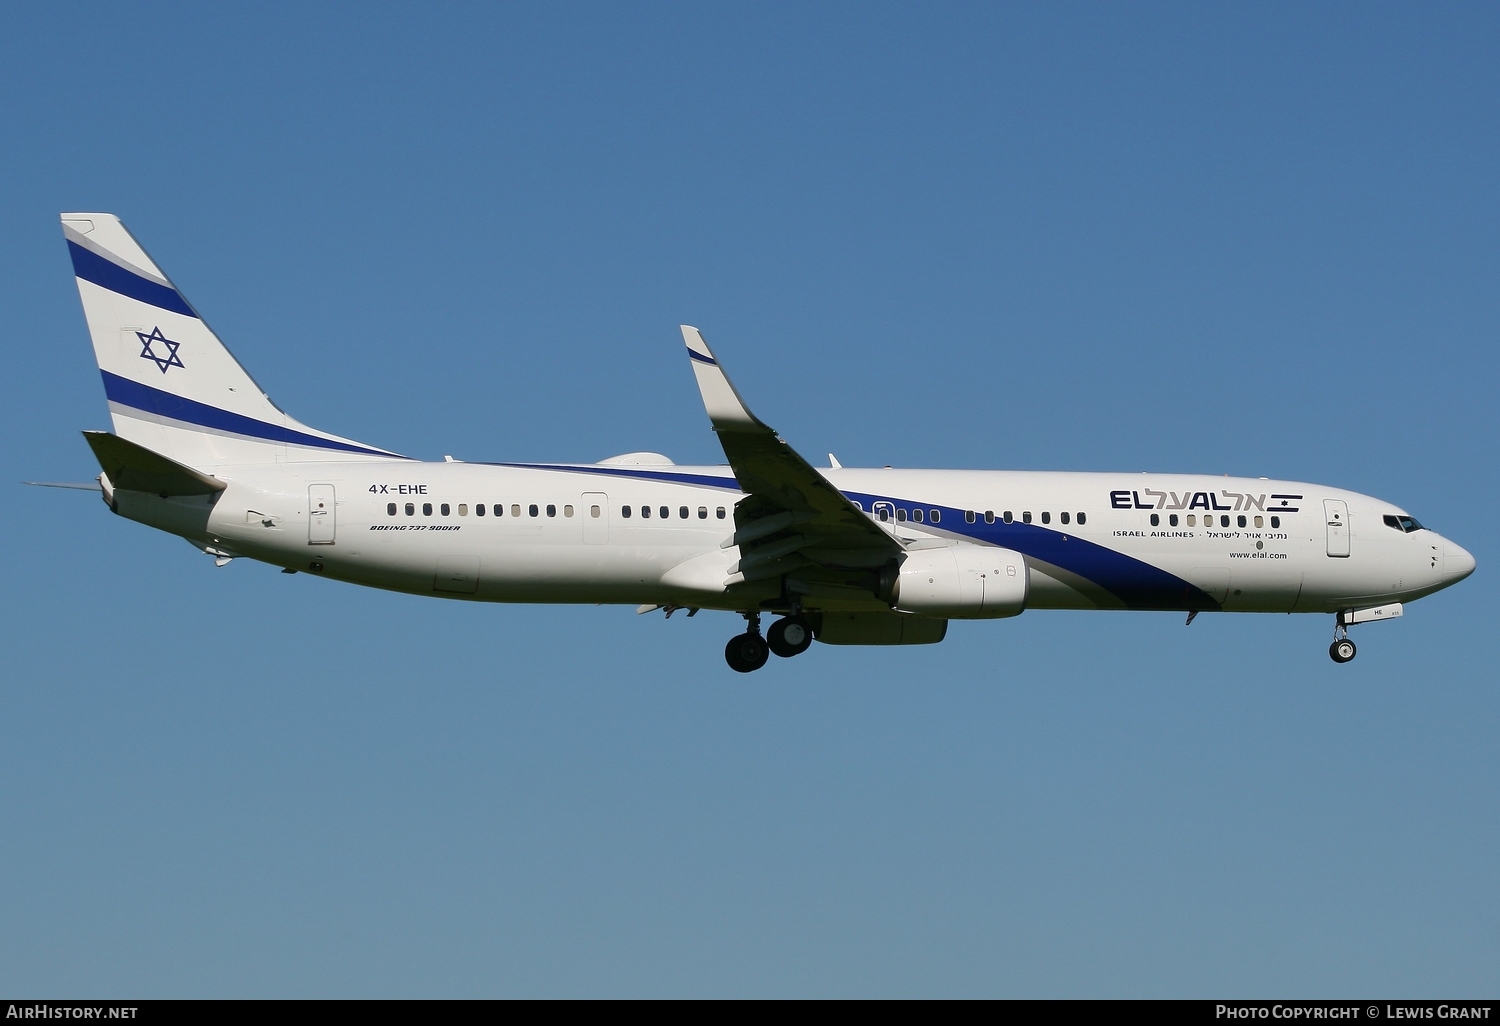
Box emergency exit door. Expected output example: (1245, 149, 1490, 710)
(308, 484, 336, 545)
(582, 492, 608, 544)
(1324, 499, 1349, 557)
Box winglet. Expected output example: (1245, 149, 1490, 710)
(680, 326, 763, 432)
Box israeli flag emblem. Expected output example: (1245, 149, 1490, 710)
(136, 326, 184, 373)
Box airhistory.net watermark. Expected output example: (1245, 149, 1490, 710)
(5, 1007, 137, 1020)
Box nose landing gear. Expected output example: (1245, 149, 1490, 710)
(1329, 619, 1357, 663)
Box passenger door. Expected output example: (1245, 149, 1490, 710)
(1324, 499, 1350, 557)
(582, 491, 608, 544)
(308, 484, 336, 545)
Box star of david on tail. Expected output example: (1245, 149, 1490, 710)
(136, 327, 184, 373)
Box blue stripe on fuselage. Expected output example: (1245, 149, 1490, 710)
(483, 462, 741, 490)
(475, 470, 1210, 608)
(101, 371, 405, 458)
(844, 491, 1217, 610)
(471, 470, 1209, 607)
(68, 241, 197, 317)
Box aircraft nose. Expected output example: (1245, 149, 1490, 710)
(1443, 539, 1476, 583)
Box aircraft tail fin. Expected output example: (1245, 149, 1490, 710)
(62, 213, 403, 468)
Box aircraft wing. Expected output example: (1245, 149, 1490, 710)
(681, 326, 900, 583)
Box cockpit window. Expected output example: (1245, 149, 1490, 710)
(1383, 514, 1424, 533)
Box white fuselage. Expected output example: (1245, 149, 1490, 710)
(111, 459, 1473, 617)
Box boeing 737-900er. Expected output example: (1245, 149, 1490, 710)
(47, 212, 1475, 671)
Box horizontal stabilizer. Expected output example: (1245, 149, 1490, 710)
(23, 480, 103, 491)
(83, 431, 226, 496)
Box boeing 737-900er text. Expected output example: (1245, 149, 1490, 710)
(47, 213, 1475, 671)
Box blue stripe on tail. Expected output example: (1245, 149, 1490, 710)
(101, 371, 404, 458)
(68, 242, 196, 317)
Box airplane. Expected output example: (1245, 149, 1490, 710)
(49, 212, 1475, 672)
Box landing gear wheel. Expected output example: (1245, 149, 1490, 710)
(767, 615, 813, 658)
(1329, 638, 1357, 663)
(725, 632, 770, 673)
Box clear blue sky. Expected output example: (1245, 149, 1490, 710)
(1, 2, 1496, 997)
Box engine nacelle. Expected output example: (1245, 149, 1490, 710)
(890, 545, 1027, 619)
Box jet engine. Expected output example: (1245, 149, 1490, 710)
(886, 545, 1027, 619)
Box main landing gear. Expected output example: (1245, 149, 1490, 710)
(767, 614, 813, 658)
(1329, 618, 1357, 664)
(724, 612, 814, 672)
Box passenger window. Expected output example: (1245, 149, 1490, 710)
(1023, 512, 1032, 524)
(1221, 515, 1230, 527)
(965, 510, 976, 524)
(659, 506, 669, 519)
(423, 503, 433, 516)
(1061, 511, 1070, 525)
(985, 510, 996, 524)
(716, 507, 726, 519)
(1077, 512, 1086, 525)
(564, 505, 574, 518)
(441, 503, 450, 516)
(1001, 511, 1011, 524)
(1169, 514, 1178, 527)
(1041, 511, 1051, 525)
(476, 503, 485, 516)
(529, 504, 539, 517)
(896, 509, 907, 522)
(547, 504, 557, 517)
(458, 504, 468, 516)
(1254, 515, 1262, 528)
(641, 506, 650, 518)
(912, 509, 923, 523)
(930, 509, 940, 523)
(679, 506, 689, 519)
(1237, 515, 1246, 528)
(698, 507, 707, 519)
(591, 505, 601, 518)
(621, 505, 632, 518)
(405, 503, 415, 516)
(1150, 513, 1160, 527)
(1186, 514, 1196, 526)
(876, 507, 888, 522)
(387, 502, 397, 516)
(511, 504, 521, 517)
(1270, 516, 1280, 529)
